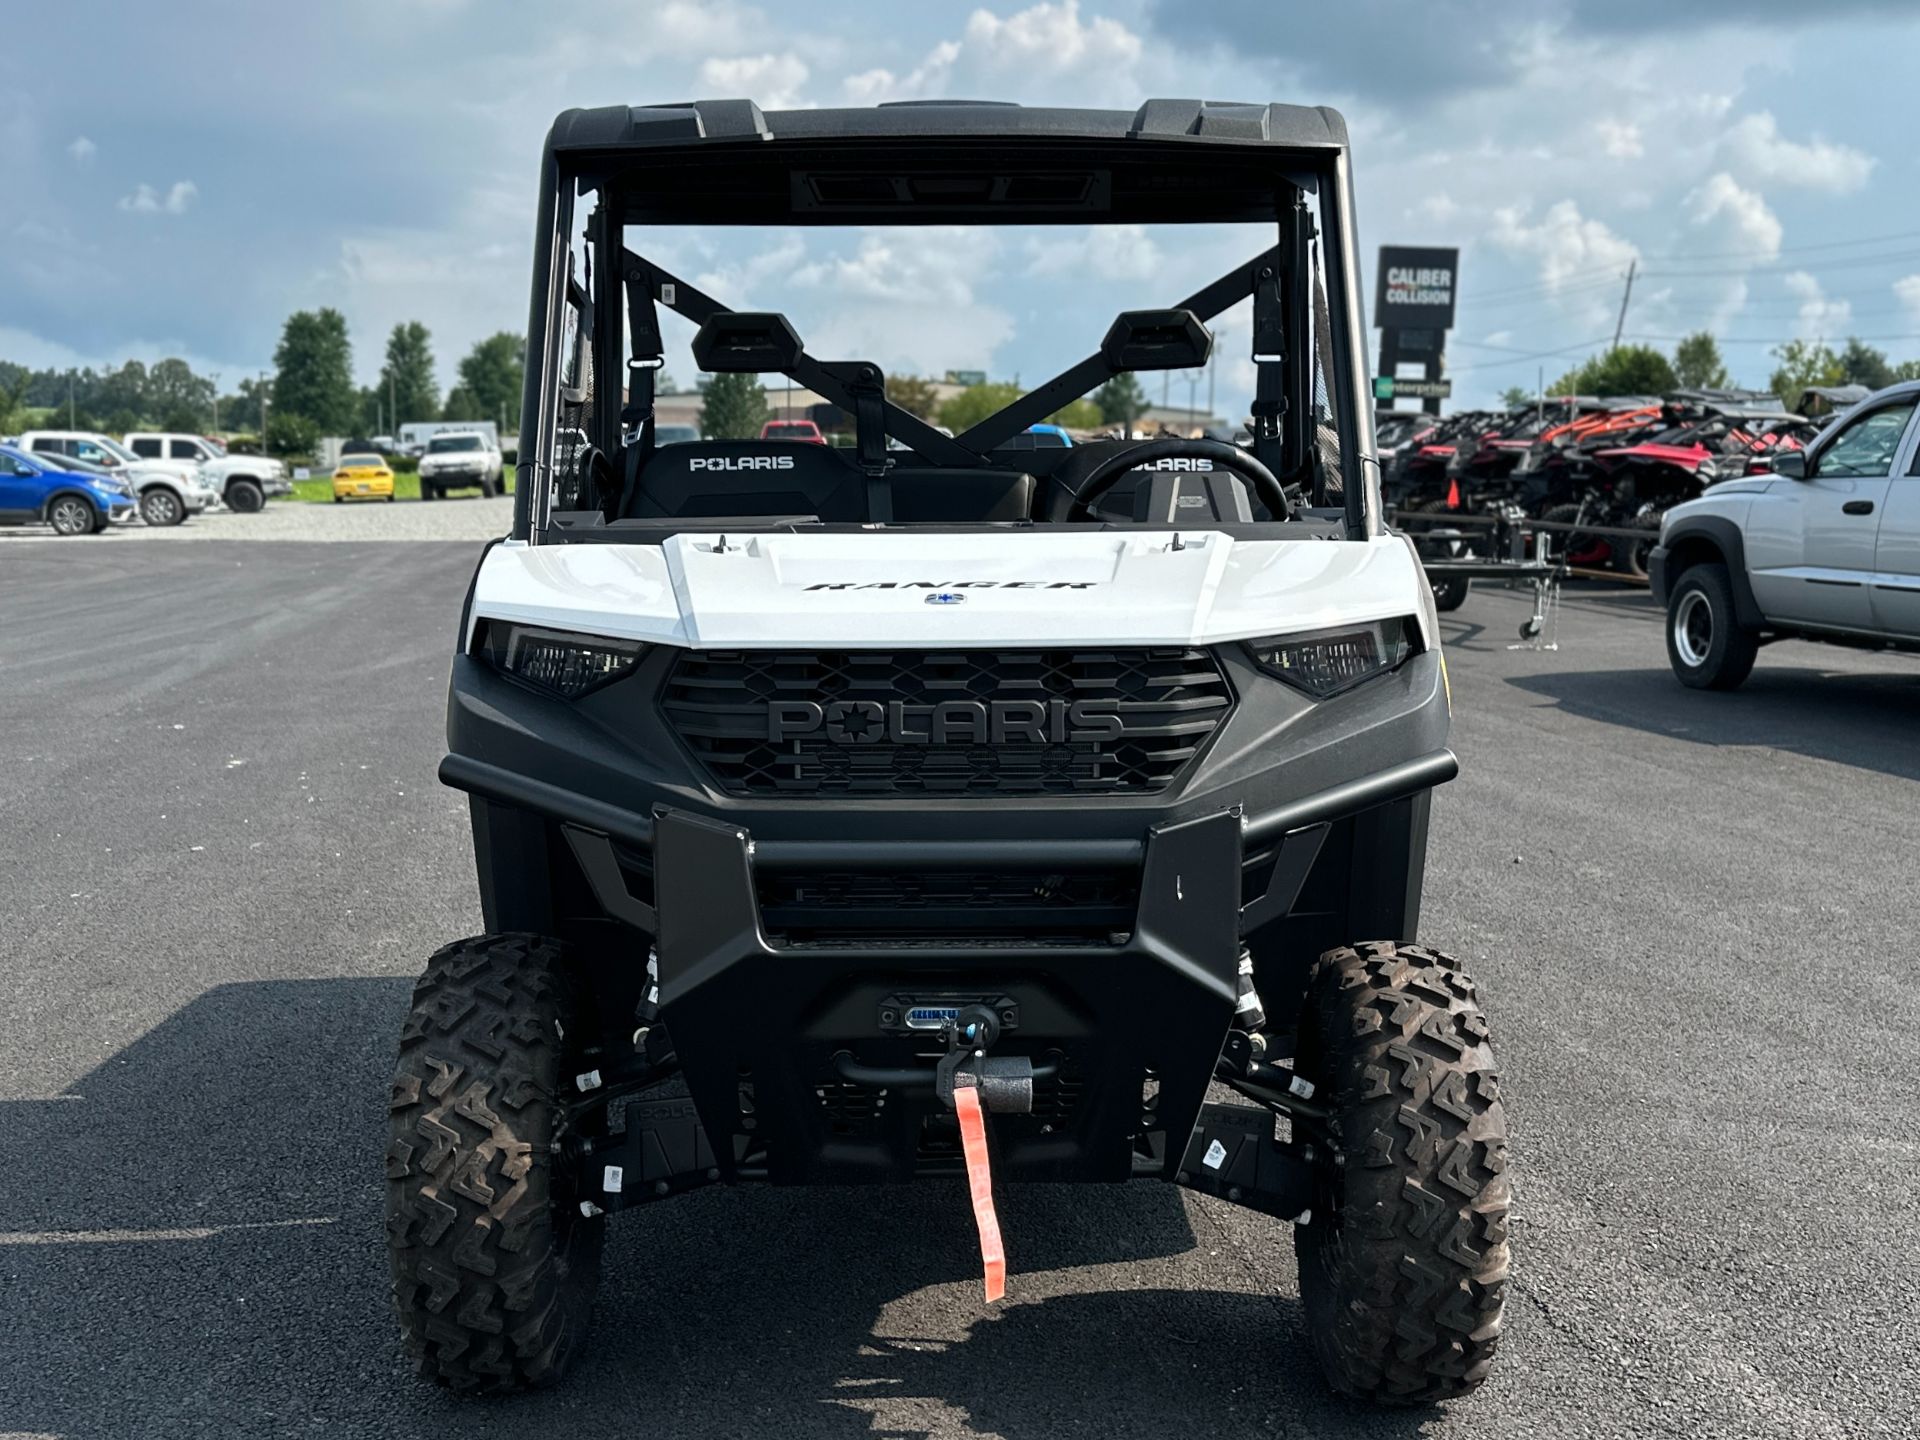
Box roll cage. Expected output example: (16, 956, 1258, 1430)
(513, 99, 1381, 542)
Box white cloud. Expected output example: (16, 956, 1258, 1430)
(67, 135, 96, 164)
(118, 179, 197, 215)
(1896, 275, 1920, 326)
(1595, 119, 1643, 159)
(699, 53, 810, 111)
(843, 1, 1147, 105)
(1783, 271, 1851, 340)
(784, 227, 1014, 377)
(1717, 112, 1874, 194)
(1487, 199, 1639, 292)
(1685, 173, 1781, 259)
(1025, 224, 1161, 282)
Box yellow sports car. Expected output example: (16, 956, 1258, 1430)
(332, 452, 396, 502)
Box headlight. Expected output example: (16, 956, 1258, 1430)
(480, 622, 642, 698)
(1243, 618, 1419, 698)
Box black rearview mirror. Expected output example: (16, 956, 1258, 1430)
(1101, 309, 1212, 372)
(1770, 449, 1808, 480)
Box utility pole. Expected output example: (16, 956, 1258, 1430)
(68, 370, 75, 428)
(389, 370, 397, 437)
(1611, 259, 1637, 351)
(260, 371, 270, 449)
(211, 372, 220, 433)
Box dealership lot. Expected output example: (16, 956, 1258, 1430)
(1, 544, 1917, 1439)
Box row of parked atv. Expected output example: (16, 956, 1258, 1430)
(1379, 389, 1825, 578)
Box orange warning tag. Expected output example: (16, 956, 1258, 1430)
(953, 1082, 1006, 1302)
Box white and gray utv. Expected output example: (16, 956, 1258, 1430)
(385, 97, 1508, 1407)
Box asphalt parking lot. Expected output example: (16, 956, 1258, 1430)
(2, 545, 1917, 1439)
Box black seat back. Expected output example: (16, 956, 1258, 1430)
(626, 440, 865, 520)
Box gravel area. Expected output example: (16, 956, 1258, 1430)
(1, 546, 1916, 1438)
(0, 495, 513, 544)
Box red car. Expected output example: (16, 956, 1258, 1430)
(759, 418, 826, 444)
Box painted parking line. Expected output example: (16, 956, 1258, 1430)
(0, 1217, 336, 1246)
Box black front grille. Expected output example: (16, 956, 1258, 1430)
(662, 648, 1232, 796)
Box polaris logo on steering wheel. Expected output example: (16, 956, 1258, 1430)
(767, 699, 1125, 745)
(1135, 456, 1214, 472)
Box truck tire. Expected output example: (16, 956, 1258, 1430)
(1665, 562, 1759, 691)
(226, 478, 265, 513)
(140, 489, 185, 527)
(387, 933, 604, 1392)
(1294, 942, 1509, 1404)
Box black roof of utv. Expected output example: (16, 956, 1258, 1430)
(547, 99, 1351, 153)
(543, 100, 1354, 228)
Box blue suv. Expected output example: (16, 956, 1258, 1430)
(0, 444, 137, 535)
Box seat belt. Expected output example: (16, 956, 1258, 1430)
(842, 364, 892, 523)
(1249, 261, 1287, 482)
(617, 270, 667, 519)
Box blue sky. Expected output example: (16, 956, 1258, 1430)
(9, 0, 1920, 412)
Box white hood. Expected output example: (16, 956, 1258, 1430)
(468, 531, 1429, 649)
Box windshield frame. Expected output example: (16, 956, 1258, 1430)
(516, 131, 1377, 544)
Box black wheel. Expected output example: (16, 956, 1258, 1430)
(227, 478, 265, 513)
(1611, 514, 1660, 579)
(482, 476, 499, 499)
(48, 495, 97, 536)
(1431, 576, 1471, 612)
(1294, 942, 1509, 1404)
(333, 494, 344, 504)
(1665, 562, 1758, 691)
(140, 489, 185, 527)
(421, 483, 437, 501)
(1540, 502, 1606, 567)
(387, 934, 604, 1392)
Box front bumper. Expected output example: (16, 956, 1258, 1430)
(107, 502, 138, 525)
(264, 477, 293, 496)
(442, 640, 1453, 1185)
(182, 491, 213, 513)
(334, 479, 394, 499)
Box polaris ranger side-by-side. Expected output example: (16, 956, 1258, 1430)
(385, 98, 1509, 1406)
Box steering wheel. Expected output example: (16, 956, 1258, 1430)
(1063, 438, 1293, 522)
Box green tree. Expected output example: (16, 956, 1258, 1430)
(1837, 337, 1895, 392)
(0, 366, 33, 434)
(1499, 385, 1533, 409)
(264, 411, 320, 457)
(938, 381, 1022, 433)
(1672, 332, 1730, 391)
(146, 358, 216, 428)
(380, 321, 440, 426)
(452, 332, 524, 424)
(886, 374, 940, 420)
(272, 309, 356, 432)
(97, 360, 149, 420)
(1549, 344, 1678, 398)
(1048, 398, 1103, 430)
(698, 372, 769, 439)
(442, 385, 477, 422)
(1766, 339, 1845, 404)
(1894, 359, 1920, 382)
(1093, 373, 1150, 427)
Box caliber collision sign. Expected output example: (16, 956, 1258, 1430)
(1375, 247, 1459, 331)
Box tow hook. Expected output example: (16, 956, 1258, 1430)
(933, 1004, 1035, 1115)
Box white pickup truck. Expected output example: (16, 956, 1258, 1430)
(1651, 380, 1920, 688)
(125, 432, 291, 513)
